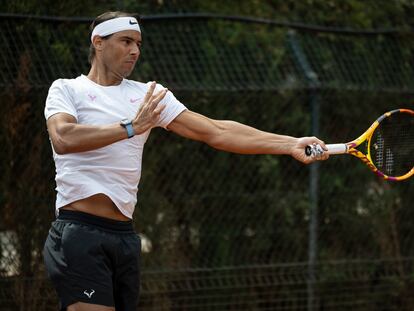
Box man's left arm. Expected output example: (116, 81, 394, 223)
(167, 110, 328, 164)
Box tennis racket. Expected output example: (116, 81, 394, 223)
(305, 108, 414, 181)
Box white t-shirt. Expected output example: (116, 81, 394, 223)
(44, 75, 187, 219)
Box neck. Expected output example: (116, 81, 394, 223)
(87, 61, 123, 86)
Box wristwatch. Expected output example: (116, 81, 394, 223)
(120, 119, 135, 138)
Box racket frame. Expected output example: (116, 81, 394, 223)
(325, 108, 414, 181)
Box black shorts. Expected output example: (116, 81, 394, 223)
(43, 210, 141, 311)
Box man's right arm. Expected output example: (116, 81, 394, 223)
(46, 113, 129, 154)
(47, 81, 167, 155)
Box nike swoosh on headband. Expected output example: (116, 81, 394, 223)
(129, 20, 138, 25)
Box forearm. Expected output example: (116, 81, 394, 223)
(50, 122, 127, 154)
(206, 120, 297, 155)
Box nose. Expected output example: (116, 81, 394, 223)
(130, 43, 140, 56)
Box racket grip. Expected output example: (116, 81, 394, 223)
(325, 143, 347, 154)
(305, 143, 347, 157)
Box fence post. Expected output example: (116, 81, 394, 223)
(287, 30, 321, 311)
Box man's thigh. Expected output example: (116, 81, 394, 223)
(43, 220, 115, 308)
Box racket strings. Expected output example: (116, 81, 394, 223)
(370, 112, 414, 177)
(374, 132, 385, 169)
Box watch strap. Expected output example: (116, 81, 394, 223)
(125, 123, 134, 138)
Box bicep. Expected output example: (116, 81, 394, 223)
(167, 110, 223, 143)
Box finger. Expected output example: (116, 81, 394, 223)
(148, 88, 166, 105)
(314, 139, 327, 151)
(150, 88, 168, 108)
(321, 153, 329, 160)
(144, 81, 157, 103)
(313, 145, 329, 161)
(155, 88, 168, 102)
(305, 143, 326, 159)
(304, 138, 327, 155)
(153, 103, 167, 115)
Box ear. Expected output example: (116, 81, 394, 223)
(92, 36, 104, 51)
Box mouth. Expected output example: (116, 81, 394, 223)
(124, 61, 137, 70)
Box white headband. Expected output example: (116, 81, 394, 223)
(91, 16, 141, 42)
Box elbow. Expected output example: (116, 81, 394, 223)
(46, 116, 80, 154)
(53, 146, 68, 155)
(203, 127, 228, 150)
(205, 134, 226, 151)
(52, 143, 68, 155)
(51, 137, 72, 155)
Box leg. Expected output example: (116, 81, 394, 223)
(114, 234, 141, 311)
(43, 220, 115, 309)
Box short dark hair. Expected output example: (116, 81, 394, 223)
(88, 11, 141, 64)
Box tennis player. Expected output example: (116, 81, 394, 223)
(43, 11, 328, 311)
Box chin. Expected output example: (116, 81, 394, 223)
(122, 69, 135, 78)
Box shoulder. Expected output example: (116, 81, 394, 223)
(123, 79, 168, 93)
(49, 78, 70, 89)
(123, 78, 149, 90)
(49, 76, 83, 93)
(50, 76, 83, 86)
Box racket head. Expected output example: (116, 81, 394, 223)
(348, 109, 414, 181)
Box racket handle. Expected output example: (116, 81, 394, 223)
(305, 143, 347, 157)
(326, 143, 347, 154)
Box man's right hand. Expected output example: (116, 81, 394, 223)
(132, 81, 168, 135)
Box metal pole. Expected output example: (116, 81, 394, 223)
(287, 30, 321, 311)
(308, 94, 320, 311)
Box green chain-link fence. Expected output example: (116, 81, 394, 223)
(0, 13, 414, 310)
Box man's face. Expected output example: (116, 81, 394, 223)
(98, 30, 142, 78)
